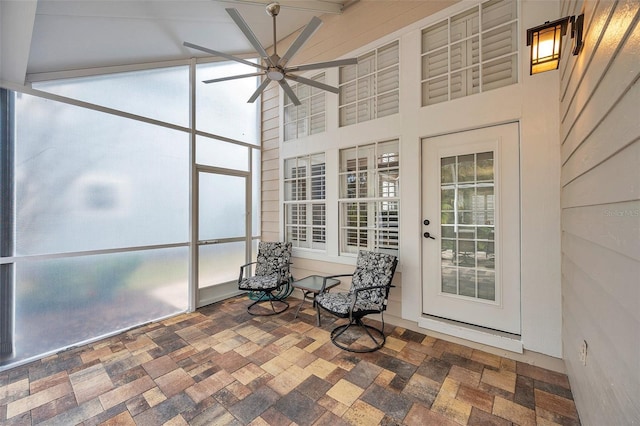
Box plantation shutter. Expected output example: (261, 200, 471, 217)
(481, 0, 518, 90)
(421, 0, 518, 106)
(377, 41, 400, 118)
(422, 21, 449, 105)
(339, 41, 400, 126)
(284, 73, 326, 140)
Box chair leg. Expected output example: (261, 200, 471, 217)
(246, 291, 289, 316)
(330, 317, 386, 353)
(316, 306, 322, 327)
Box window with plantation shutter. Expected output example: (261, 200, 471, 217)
(284, 73, 326, 141)
(339, 140, 399, 256)
(284, 154, 326, 250)
(421, 0, 518, 106)
(339, 41, 399, 127)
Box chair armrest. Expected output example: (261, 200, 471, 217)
(352, 284, 390, 294)
(238, 261, 258, 282)
(321, 274, 353, 292)
(349, 284, 393, 315)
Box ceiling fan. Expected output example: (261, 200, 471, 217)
(183, 2, 357, 106)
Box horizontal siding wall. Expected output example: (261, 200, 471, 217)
(261, 84, 280, 242)
(559, 0, 640, 424)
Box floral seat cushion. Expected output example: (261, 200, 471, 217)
(315, 292, 382, 316)
(239, 275, 280, 291)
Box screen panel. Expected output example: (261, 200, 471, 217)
(33, 66, 190, 127)
(14, 94, 189, 255)
(12, 247, 188, 365)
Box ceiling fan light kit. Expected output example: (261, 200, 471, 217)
(184, 2, 357, 106)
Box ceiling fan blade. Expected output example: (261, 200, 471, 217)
(285, 74, 340, 94)
(247, 78, 271, 103)
(286, 57, 358, 72)
(203, 72, 265, 84)
(278, 16, 322, 68)
(183, 42, 266, 70)
(278, 80, 301, 106)
(226, 8, 275, 66)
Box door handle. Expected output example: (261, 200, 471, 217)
(199, 239, 219, 245)
(423, 232, 435, 240)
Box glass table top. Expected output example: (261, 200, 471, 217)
(292, 275, 341, 292)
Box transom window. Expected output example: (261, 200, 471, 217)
(339, 41, 400, 127)
(339, 141, 399, 256)
(284, 73, 326, 141)
(284, 154, 326, 250)
(421, 0, 518, 106)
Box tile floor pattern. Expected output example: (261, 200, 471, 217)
(0, 296, 580, 425)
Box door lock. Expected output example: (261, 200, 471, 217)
(423, 219, 430, 226)
(423, 232, 435, 240)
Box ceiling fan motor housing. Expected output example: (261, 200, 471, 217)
(266, 68, 285, 81)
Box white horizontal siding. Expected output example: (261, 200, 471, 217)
(261, 82, 281, 242)
(562, 141, 640, 208)
(560, 0, 640, 424)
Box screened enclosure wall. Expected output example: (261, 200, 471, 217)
(0, 60, 260, 369)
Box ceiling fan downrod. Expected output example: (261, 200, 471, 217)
(265, 3, 284, 80)
(266, 2, 280, 56)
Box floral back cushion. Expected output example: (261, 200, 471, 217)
(255, 242, 292, 282)
(350, 251, 397, 305)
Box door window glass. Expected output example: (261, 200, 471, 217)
(440, 151, 495, 300)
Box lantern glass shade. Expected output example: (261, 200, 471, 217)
(526, 17, 570, 75)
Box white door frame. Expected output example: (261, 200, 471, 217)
(419, 123, 523, 351)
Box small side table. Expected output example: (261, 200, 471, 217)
(292, 275, 340, 325)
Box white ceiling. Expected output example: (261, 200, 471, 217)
(26, 0, 349, 77)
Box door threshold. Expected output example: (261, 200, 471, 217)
(418, 315, 523, 354)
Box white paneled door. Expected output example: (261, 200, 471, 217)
(421, 123, 521, 334)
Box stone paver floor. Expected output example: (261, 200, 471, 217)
(0, 295, 580, 425)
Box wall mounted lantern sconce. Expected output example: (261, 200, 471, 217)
(526, 14, 584, 75)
